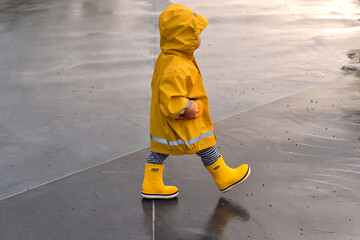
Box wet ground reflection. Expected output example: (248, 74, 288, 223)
(142, 197, 250, 240)
(205, 198, 250, 238)
(342, 49, 360, 78)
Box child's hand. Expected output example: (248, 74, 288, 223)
(184, 102, 199, 120)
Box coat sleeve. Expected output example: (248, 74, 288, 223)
(159, 69, 191, 119)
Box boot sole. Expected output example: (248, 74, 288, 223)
(220, 166, 251, 193)
(141, 191, 179, 199)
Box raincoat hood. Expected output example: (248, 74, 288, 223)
(159, 5, 208, 57)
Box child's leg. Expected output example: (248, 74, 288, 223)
(196, 146, 220, 166)
(146, 151, 169, 165)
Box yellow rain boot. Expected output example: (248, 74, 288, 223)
(206, 155, 251, 193)
(141, 163, 179, 199)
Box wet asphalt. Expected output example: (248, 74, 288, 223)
(1, 0, 360, 239)
(1, 74, 360, 239)
(1, 0, 359, 199)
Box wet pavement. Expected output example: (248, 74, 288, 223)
(1, 0, 360, 239)
(1, 0, 359, 199)
(1, 73, 360, 239)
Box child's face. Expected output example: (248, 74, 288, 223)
(195, 35, 201, 50)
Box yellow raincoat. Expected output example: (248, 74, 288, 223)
(150, 5, 216, 155)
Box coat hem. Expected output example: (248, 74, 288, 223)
(150, 137, 216, 155)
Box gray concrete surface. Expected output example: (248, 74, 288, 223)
(0, 0, 360, 239)
(1, 73, 359, 239)
(1, 0, 359, 200)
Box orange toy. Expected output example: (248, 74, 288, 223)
(178, 100, 203, 119)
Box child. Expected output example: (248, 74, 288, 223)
(141, 4, 251, 199)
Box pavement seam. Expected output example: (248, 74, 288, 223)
(0, 147, 147, 201)
(152, 200, 155, 240)
(213, 82, 331, 123)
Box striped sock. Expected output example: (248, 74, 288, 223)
(196, 146, 220, 166)
(146, 151, 169, 165)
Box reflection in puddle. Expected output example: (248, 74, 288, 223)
(205, 197, 250, 238)
(347, 50, 360, 63)
(342, 49, 360, 78)
(141, 197, 250, 239)
(342, 110, 360, 124)
(142, 198, 180, 239)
